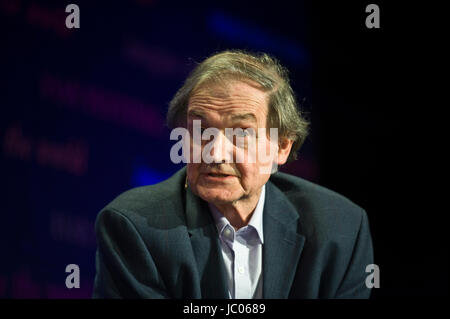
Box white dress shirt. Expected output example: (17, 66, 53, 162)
(208, 184, 265, 299)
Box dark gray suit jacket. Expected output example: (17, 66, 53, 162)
(93, 167, 373, 298)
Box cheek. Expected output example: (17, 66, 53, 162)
(235, 163, 259, 186)
(254, 137, 278, 172)
(263, 137, 278, 157)
(187, 163, 200, 181)
(237, 167, 270, 194)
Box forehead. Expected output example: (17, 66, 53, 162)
(187, 80, 268, 119)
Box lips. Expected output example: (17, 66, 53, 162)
(208, 173, 231, 177)
(202, 171, 236, 181)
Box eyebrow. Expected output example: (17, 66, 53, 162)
(230, 113, 257, 123)
(187, 109, 257, 124)
(187, 109, 205, 119)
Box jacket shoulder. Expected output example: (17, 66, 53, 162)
(271, 171, 362, 208)
(99, 168, 186, 221)
(270, 171, 366, 239)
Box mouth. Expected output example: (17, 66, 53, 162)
(208, 173, 231, 177)
(203, 172, 236, 181)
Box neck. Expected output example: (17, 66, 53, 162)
(213, 188, 262, 230)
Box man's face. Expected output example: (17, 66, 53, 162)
(186, 80, 281, 205)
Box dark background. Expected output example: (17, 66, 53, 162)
(0, 0, 446, 298)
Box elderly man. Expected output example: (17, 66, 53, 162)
(92, 50, 374, 299)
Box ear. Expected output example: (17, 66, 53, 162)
(276, 137, 294, 165)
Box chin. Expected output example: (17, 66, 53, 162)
(195, 187, 241, 204)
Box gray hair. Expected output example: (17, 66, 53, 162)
(167, 50, 309, 162)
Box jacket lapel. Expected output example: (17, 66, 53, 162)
(185, 185, 229, 299)
(263, 180, 306, 298)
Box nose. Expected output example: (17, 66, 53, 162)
(207, 130, 234, 164)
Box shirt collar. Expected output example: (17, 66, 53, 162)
(208, 184, 265, 244)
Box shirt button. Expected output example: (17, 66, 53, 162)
(238, 266, 245, 274)
(223, 227, 232, 238)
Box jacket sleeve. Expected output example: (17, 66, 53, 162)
(335, 208, 375, 298)
(92, 208, 170, 298)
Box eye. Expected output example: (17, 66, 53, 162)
(235, 128, 251, 137)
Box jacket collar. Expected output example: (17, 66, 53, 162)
(262, 180, 306, 298)
(185, 184, 230, 299)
